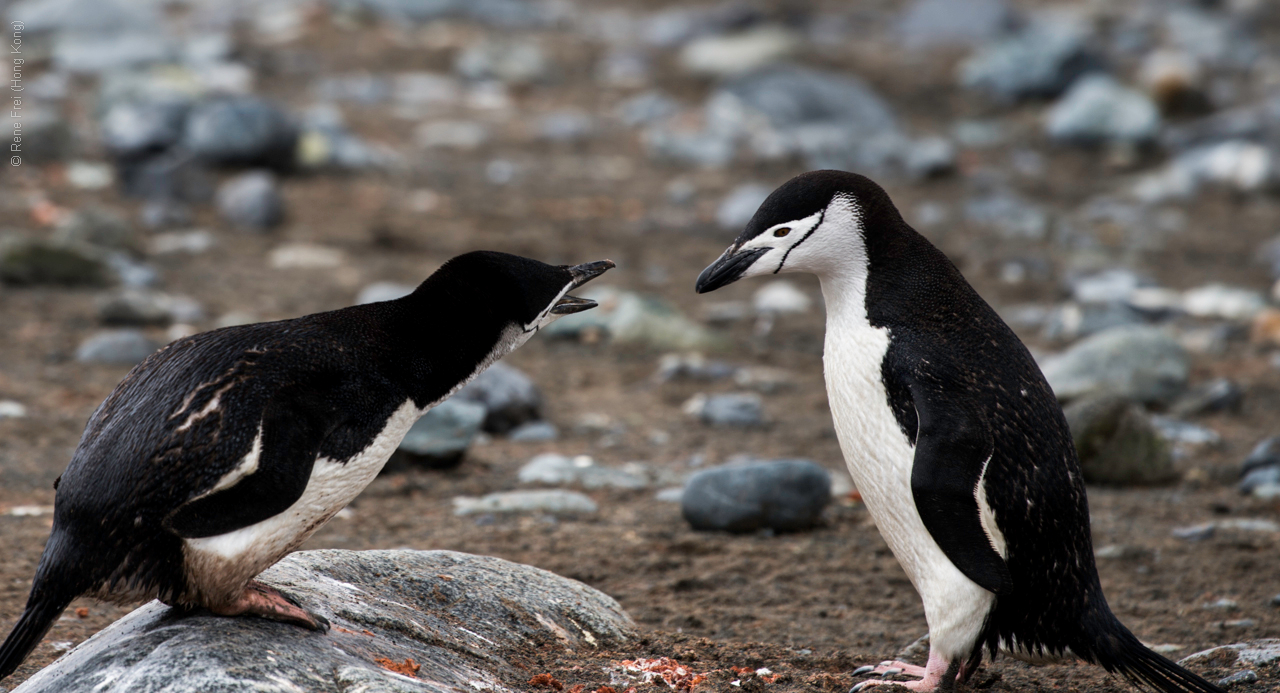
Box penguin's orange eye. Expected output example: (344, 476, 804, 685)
(773, 227, 791, 237)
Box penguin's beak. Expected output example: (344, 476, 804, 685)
(695, 247, 769, 294)
(568, 259, 615, 288)
(551, 295, 597, 314)
(554, 259, 615, 314)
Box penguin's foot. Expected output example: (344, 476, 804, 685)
(848, 654, 956, 693)
(211, 581, 330, 632)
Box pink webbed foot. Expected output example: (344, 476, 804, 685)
(208, 580, 330, 632)
(849, 653, 958, 693)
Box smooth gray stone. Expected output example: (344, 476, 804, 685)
(453, 490, 598, 516)
(52, 208, 138, 253)
(450, 362, 541, 434)
(902, 136, 956, 179)
(75, 329, 160, 365)
(1064, 395, 1175, 485)
(101, 98, 190, 156)
(716, 184, 773, 230)
(13, 550, 633, 693)
(507, 421, 559, 442)
(720, 64, 897, 135)
(215, 171, 285, 231)
(618, 91, 680, 127)
(682, 460, 831, 533)
(334, 0, 553, 27)
(699, 393, 764, 428)
(1179, 639, 1280, 669)
(1040, 325, 1189, 404)
(1045, 74, 1161, 145)
(95, 289, 202, 326)
(959, 19, 1097, 102)
(517, 454, 648, 490)
(0, 237, 109, 287)
(898, 0, 1013, 49)
(183, 97, 298, 169)
(1171, 378, 1243, 417)
(396, 399, 486, 466)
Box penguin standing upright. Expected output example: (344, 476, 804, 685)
(695, 171, 1223, 693)
(0, 251, 614, 682)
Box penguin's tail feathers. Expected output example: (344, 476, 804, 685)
(0, 595, 74, 681)
(0, 532, 87, 681)
(1081, 611, 1225, 693)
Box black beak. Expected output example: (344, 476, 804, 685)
(554, 259, 615, 315)
(551, 295, 597, 314)
(695, 247, 769, 294)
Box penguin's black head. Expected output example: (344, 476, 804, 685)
(420, 251, 614, 338)
(695, 170, 897, 293)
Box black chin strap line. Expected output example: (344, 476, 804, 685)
(774, 207, 825, 274)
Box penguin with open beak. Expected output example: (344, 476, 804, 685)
(0, 251, 614, 682)
(696, 170, 1223, 693)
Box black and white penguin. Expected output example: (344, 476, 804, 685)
(0, 251, 614, 681)
(695, 171, 1223, 693)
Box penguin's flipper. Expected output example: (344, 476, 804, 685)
(907, 387, 1014, 596)
(164, 405, 329, 538)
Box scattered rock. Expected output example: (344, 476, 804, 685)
(683, 393, 765, 428)
(453, 490, 598, 516)
(1182, 284, 1266, 321)
(183, 97, 298, 169)
(455, 38, 548, 85)
(753, 281, 812, 315)
(1138, 50, 1207, 115)
(1218, 670, 1257, 688)
(269, 243, 345, 269)
(1173, 520, 1280, 542)
(959, 19, 1097, 102)
(1134, 140, 1276, 203)
(1040, 325, 1189, 404)
(394, 399, 487, 469)
(517, 454, 650, 490)
(681, 460, 831, 533)
(537, 110, 595, 143)
(148, 229, 214, 256)
(1171, 378, 1243, 417)
(356, 281, 415, 305)
(1041, 301, 1146, 343)
(0, 237, 110, 287)
(716, 183, 772, 230)
(1239, 436, 1280, 499)
(1151, 416, 1221, 460)
(415, 120, 489, 150)
(677, 26, 799, 77)
(655, 353, 736, 383)
(898, 0, 1013, 49)
(96, 289, 202, 326)
(903, 136, 957, 179)
(215, 171, 285, 231)
(11, 550, 631, 693)
(75, 329, 160, 365)
(964, 190, 1049, 240)
(1070, 268, 1147, 304)
(101, 98, 190, 158)
(1064, 395, 1175, 485)
(508, 421, 559, 442)
(619, 91, 681, 127)
(545, 287, 722, 351)
(1178, 639, 1280, 669)
(0, 400, 27, 419)
(52, 207, 138, 252)
(450, 362, 542, 434)
(1045, 75, 1161, 145)
(65, 161, 114, 190)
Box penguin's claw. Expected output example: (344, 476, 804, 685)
(852, 666, 876, 676)
(880, 668, 903, 678)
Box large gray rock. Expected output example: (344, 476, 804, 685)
(183, 97, 298, 169)
(959, 19, 1097, 102)
(0, 237, 110, 287)
(1064, 395, 1176, 486)
(682, 460, 832, 533)
(393, 399, 487, 469)
(898, 0, 1013, 49)
(13, 550, 633, 693)
(1045, 75, 1161, 145)
(216, 171, 285, 231)
(1040, 325, 1189, 404)
(450, 362, 541, 434)
(75, 329, 160, 366)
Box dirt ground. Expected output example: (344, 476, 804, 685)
(2, 0, 1280, 690)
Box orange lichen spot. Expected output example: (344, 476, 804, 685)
(74, 608, 89, 619)
(374, 657, 421, 678)
(362, 629, 376, 637)
(528, 673, 564, 690)
(595, 687, 617, 693)
(615, 658, 709, 691)
(567, 685, 585, 693)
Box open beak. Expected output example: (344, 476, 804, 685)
(554, 259, 615, 314)
(695, 247, 769, 294)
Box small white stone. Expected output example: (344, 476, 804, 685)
(269, 243, 345, 269)
(753, 281, 812, 315)
(0, 400, 28, 419)
(66, 161, 114, 190)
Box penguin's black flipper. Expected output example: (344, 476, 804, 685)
(164, 403, 330, 538)
(906, 380, 1014, 597)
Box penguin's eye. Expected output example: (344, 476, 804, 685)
(773, 227, 791, 238)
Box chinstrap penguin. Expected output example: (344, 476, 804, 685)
(0, 251, 614, 682)
(695, 171, 1223, 693)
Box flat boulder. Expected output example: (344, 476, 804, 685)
(13, 550, 634, 693)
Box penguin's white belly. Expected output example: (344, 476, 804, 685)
(182, 399, 423, 605)
(823, 324, 994, 660)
